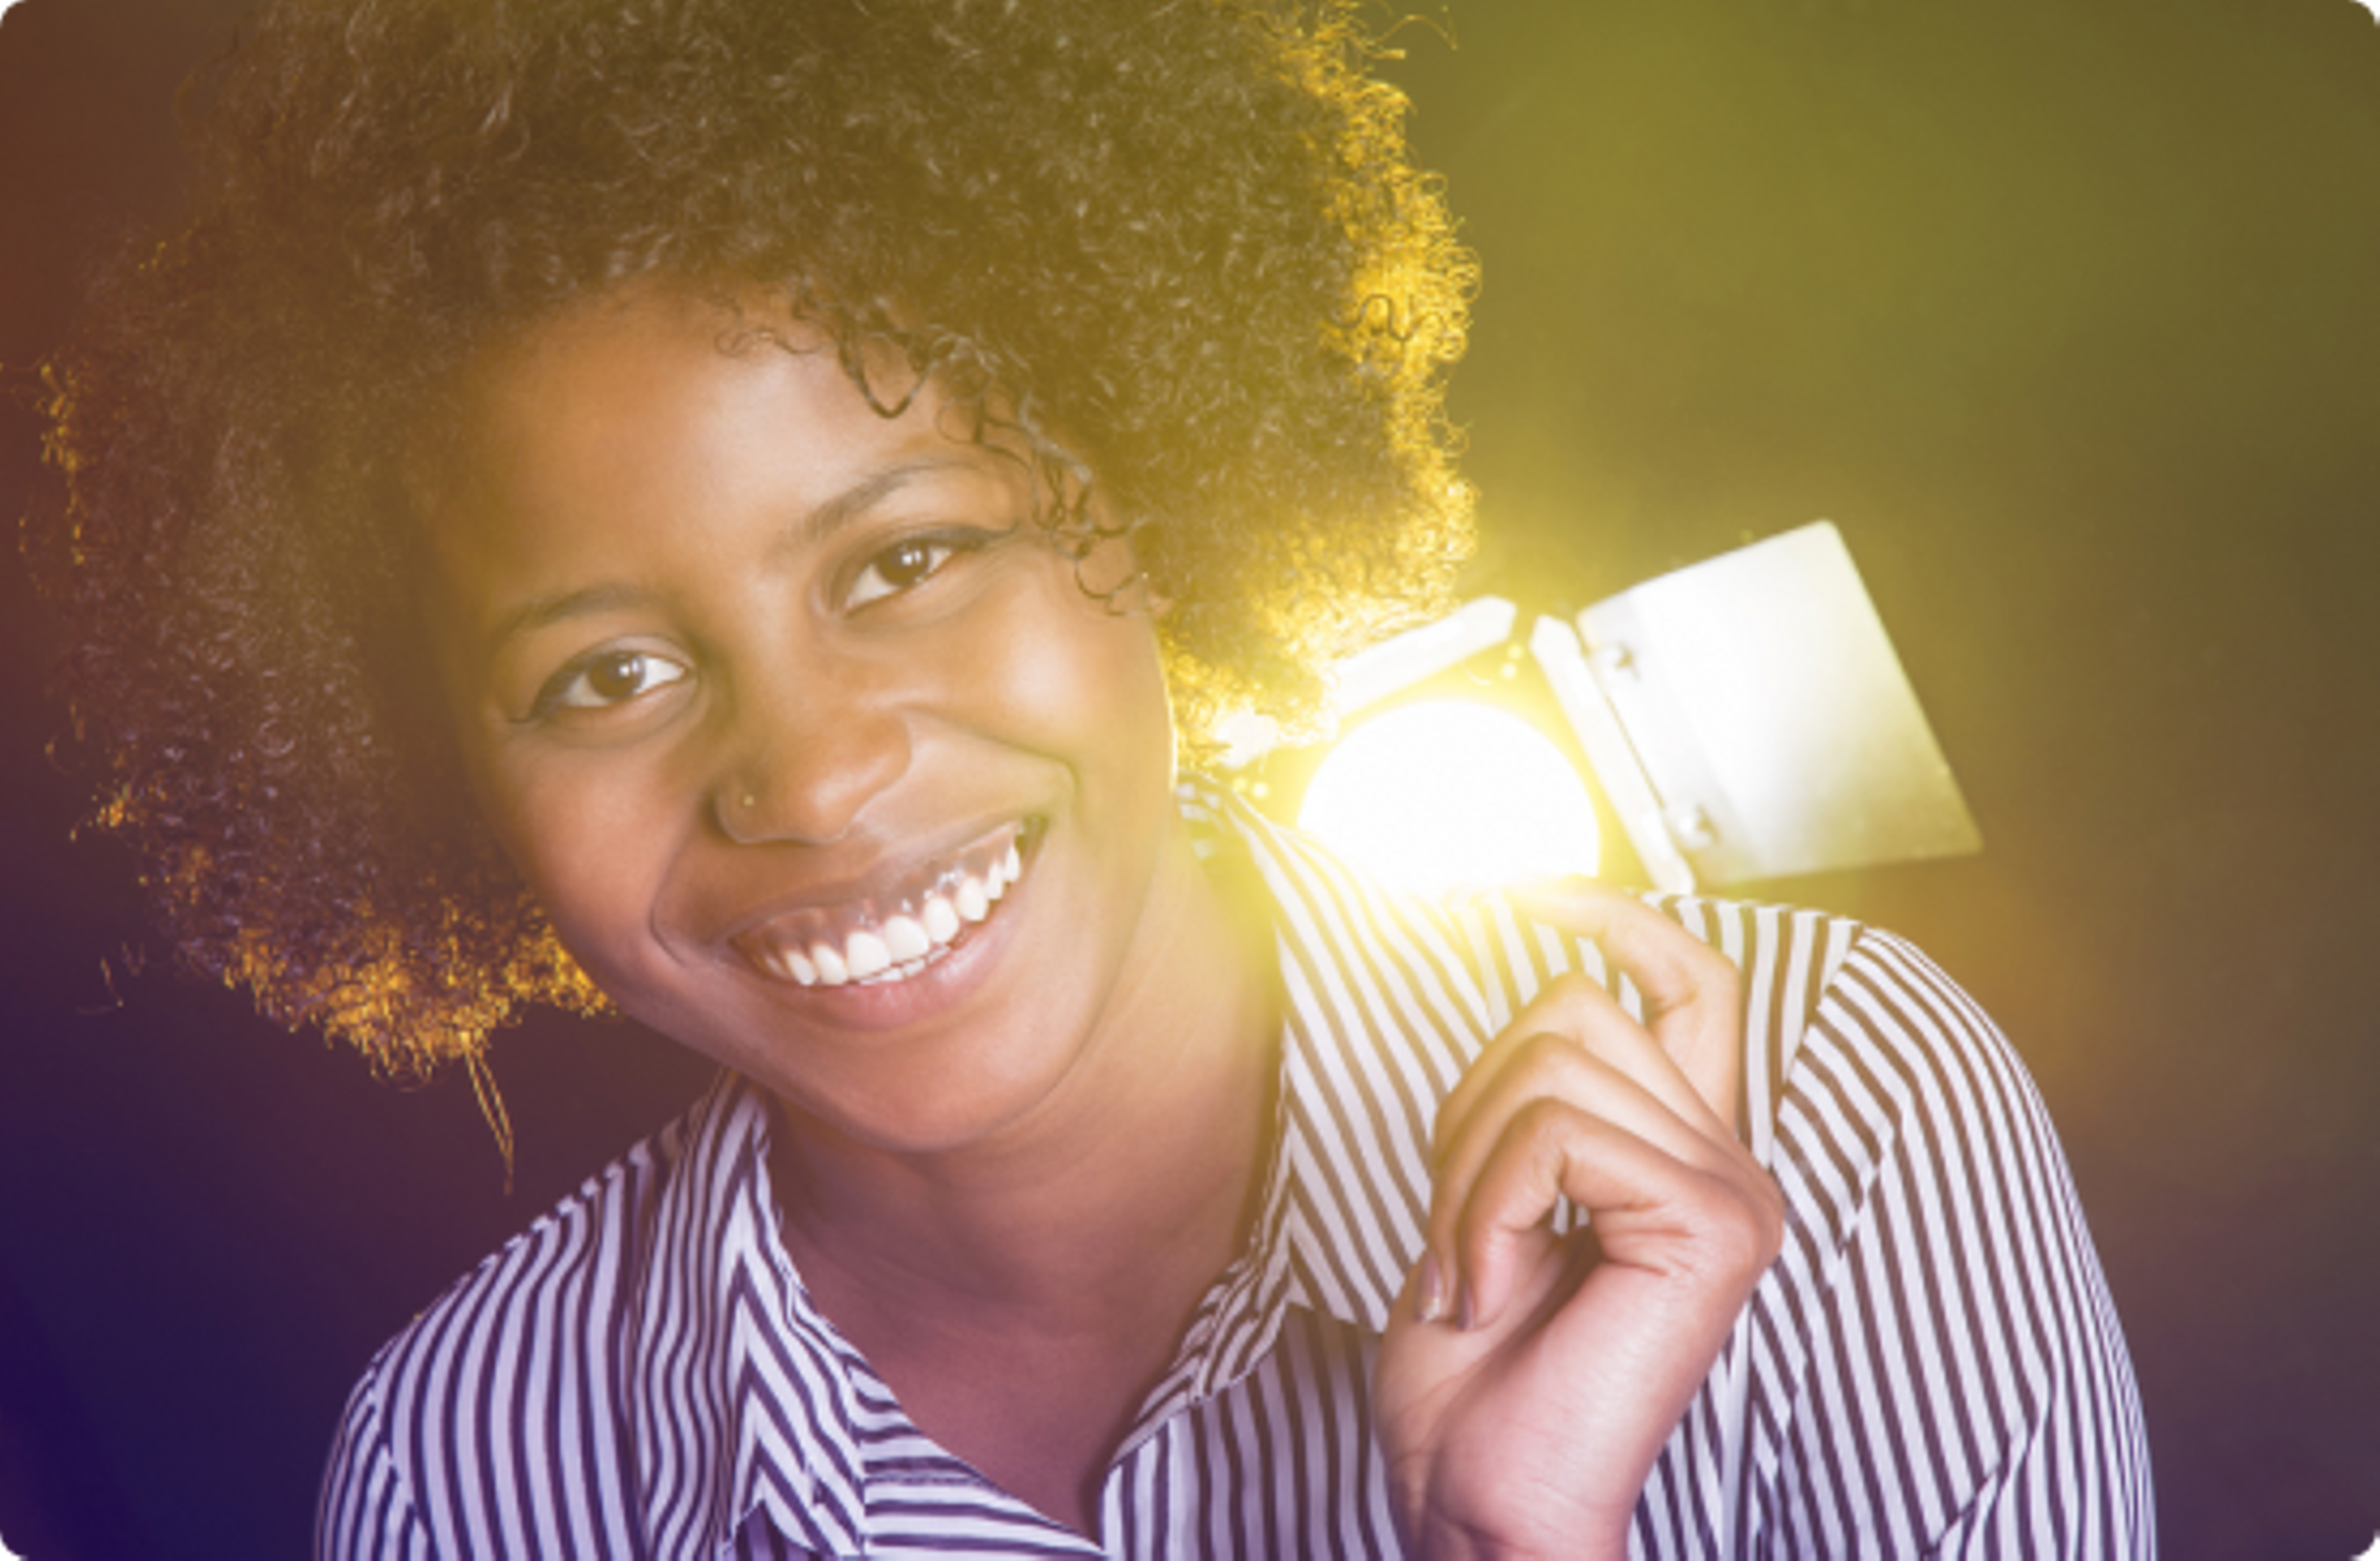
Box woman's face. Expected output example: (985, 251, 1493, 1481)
(420, 290, 1186, 1153)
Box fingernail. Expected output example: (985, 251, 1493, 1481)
(1416, 1252, 1447, 1325)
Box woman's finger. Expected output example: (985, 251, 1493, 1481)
(1425, 1024, 1761, 1334)
(1450, 1095, 1781, 1333)
(1503, 879, 1743, 1134)
(1427, 1032, 1737, 1302)
(1432, 973, 1730, 1174)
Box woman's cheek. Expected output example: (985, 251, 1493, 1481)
(492, 743, 684, 975)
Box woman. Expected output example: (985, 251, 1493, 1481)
(29, 0, 2151, 1555)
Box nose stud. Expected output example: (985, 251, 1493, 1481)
(740, 792, 756, 811)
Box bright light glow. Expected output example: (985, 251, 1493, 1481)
(1297, 701, 1600, 901)
(1212, 707, 1284, 771)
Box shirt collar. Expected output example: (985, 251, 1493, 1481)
(625, 1077, 875, 1556)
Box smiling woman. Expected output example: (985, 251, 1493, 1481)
(27, 0, 2150, 1556)
(29, 0, 1474, 1080)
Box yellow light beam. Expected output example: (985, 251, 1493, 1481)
(1296, 701, 1600, 902)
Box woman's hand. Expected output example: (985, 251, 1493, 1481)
(1375, 882, 1786, 1561)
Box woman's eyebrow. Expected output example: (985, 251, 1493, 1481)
(486, 582, 658, 658)
(767, 456, 983, 566)
(483, 456, 993, 656)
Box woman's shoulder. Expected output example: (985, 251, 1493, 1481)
(408, 1071, 748, 1317)
(317, 1071, 785, 1556)
(1465, 888, 2056, 1178)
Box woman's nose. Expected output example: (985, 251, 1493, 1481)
(710, 668, 912, 846)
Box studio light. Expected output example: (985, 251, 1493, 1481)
(1232, 521, 1982, 900)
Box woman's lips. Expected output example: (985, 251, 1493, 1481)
(729, 821, 1033, 989)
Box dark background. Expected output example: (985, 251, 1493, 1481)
(4, 0, 2376, 1555)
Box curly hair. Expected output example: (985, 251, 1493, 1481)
(25, 0, 1476, 1077)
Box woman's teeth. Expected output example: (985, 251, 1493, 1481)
(750, 838, 1025, 990)
(954, 877, 990, 923)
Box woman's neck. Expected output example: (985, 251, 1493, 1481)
(765, 819, 1280, 1534)
(769, 819, 1280, 1335)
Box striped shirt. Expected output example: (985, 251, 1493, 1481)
(319, 782, 2153, 1558)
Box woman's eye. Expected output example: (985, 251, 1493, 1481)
(847, 537, 957, 608)
(536, 648, 689, 714)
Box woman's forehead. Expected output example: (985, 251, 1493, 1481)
(419, 289, 1021, 596)
(441, 292, 893, 502)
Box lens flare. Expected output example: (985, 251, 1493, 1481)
(1295, 701, 1600, 901)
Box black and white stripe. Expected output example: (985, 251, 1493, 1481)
(319, 782, 2152, 1558)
